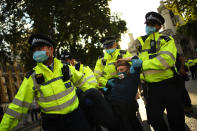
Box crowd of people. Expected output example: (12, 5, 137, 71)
(0, 11, 196, 131)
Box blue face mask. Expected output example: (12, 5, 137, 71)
(118, 72, 127, 79)
(33, 51, 49, 62)
(146, 26, 156, 35)
(106, 48, 116, 54)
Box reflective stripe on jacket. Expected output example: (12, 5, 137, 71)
(94, 49, 132, 87)
(0, 58, 93, 131)
(138, 32, 177, 83)
(77, 64, 98, 88)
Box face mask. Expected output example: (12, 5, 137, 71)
(146, 26, 156, 35)
(33, 51, 49, 62)
(106, 48, 116, 54)
(118, 72, 127, 79)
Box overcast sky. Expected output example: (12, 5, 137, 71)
(109, 0, 161, 49)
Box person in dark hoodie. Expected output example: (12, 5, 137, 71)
(107, 59, 143, 131)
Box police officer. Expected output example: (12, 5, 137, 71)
(60, 50, 116, 130)
(94, 36, 132, 92)
(119, 12, 185, 131)
(60, 50, 98, 89)
(0, 34, 93, 131)
(176, 53, 193, 114)
(188, 58, 197, 79)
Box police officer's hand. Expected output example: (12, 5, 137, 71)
(130, 66, 135, 74)
(106, 79, 116, 88)
(117, 57, 132, 63)
(132, 59, 142, 68)
(179, 67, 186, 75)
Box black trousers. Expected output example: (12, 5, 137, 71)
(179, 80, 192, 107)
(41, 108, 91, 131)
(146, 78, 185, 131)
(77, 88, 116, 129)
(108, 98, 143, 131)
(190, 66, 197, 79)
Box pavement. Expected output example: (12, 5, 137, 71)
(12, 79, 197, 131)
(184, 79, 197, 131)
(137, 79, 197, 131)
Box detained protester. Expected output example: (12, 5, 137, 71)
(0, 34, 94, 131)
(118, 12, 185, 131)
(106, 59, 143, 131)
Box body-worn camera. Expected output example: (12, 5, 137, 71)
(148, 40, 156, 53)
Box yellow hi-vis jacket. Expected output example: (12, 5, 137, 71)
(137, 32, 177, 83)
(94, 49, 132, 87)
(0, 58, 94, 131)
(194, 58, 197, 64)
(134, 37, 147, 81)
(75, 63, 98, 88)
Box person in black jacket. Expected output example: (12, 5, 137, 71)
(107, 60, 143, 131)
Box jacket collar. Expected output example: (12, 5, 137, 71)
(34, 58, 62, 74)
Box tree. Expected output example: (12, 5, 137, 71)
(0, 0, 127, 69)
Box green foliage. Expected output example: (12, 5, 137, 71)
(163, 0, 197, 43)
(177, 20, 197, 41)
(164, 0, 197, 22)
(0, 0, 127, 70)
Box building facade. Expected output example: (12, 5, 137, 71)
(158, 1, 197, 58)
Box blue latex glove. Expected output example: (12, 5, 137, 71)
(130, 66, 135, 74)
(103, 87, 108, 92)
(107, 79, 115, 88)
(132, 59, 142, 68)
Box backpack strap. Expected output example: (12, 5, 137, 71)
(75, 63, 80, 71)
(62, 64, 71, 81)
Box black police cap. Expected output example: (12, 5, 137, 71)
(60, 50, 73, 60)
(28, 34, 54, 49)
(145, 11, 165, 25)
(100, 36, 116, 48)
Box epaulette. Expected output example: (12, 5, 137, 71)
(160, 35, 171, 42)
(119, 50, 127, 54)
(141, 35, 148, 42)
(25, 69, 34, 78)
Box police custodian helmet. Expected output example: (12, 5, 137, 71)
(145, 11, 165, 25)
(101, 36, 116, 48)
(28, 34, 54, 49)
